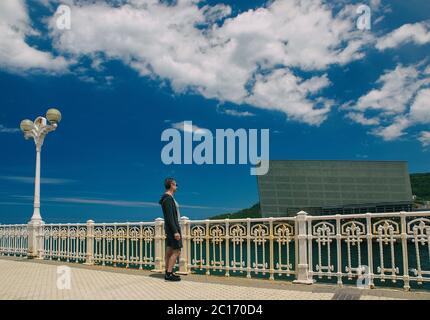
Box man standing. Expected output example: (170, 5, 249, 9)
(159, 177, 182, 281)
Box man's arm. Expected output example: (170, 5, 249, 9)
(162, 197, 180, 235)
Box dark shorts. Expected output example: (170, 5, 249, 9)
(166, 233, 183, 250)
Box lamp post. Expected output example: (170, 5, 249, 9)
(20, 109, 61, 258)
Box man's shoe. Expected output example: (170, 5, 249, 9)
(165, 270, 178, 275)
(172, 273, 181, 280)
(165, 273, 181, 282)
(165, 270, 181, 278)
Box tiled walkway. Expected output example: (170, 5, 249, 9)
(0, 257, 428, 300)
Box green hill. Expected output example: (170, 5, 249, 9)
(210, 173, 430, 219)
(411, 172, 430, 201)
(209, 203, 261, 220)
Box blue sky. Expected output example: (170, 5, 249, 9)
(0, 0, 429, 224)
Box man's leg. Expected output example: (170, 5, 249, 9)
(167, 249, 181, 273)
(165, 246, 173, 272)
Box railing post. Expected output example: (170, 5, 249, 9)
(0, 224, 3, 255)
(178, 216, 190, 275)
(27, 220, 44, 259)
(400, 211, 410, 291)
(152, 218, 164, 272)
(246, 218, 251, 279)
(336, 215, 343, 286)
(37, 222, 44, 259)
(84, 220, 94, 265)
(225, 218, 230, 277)
(293, 211, 314, 284)
(205, 219, 210, 276)
(365, 213, 375, 288)
(269, 217, 275, 280)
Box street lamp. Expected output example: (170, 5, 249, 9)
(20, 108, 62, 223)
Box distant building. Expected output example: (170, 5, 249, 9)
(257, 160, 413, 217)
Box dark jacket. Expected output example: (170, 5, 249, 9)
(159, 193, 181, 236)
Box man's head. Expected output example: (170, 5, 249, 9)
(164, 177, 177, 193)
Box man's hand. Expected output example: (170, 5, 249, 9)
(174, 233, 181, 240)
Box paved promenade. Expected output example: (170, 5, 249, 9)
(0, 257, 429, 300)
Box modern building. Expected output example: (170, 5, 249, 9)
(257, 160, 413, 217)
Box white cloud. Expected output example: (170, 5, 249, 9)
(0, 176, 75, 184)
(376, 21, 430, 50)
(48, 196, 238, 210)
(0, 0, 68, 73)
(347, 63, 430, 143)
(0, 125, 20, 133)
(0, 201, 31, 206)
(11, 0, 430, 136)
(246, 69, 332, 125)
(352, 64, 427, 115)
(171, 121, 209, 135)
(371, 116, 410, 141)
(418, 131, 430, 147)
(346, 112, 380, 125)
(220, 109, 255, 117)
(409, 89, 430, 124)
(47, 0, 371, 125)
(370, 0, 382, 9)
(11, 194, 240, 211)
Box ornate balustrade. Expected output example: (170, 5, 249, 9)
(41, 221, 157, 269)
(307, 211, 430, 290)
(43, 223, 87, 262)
(1, 210, 429, 291)
(0, 224, 28, 256)
(92, 222, 156, 269)
(184, 217, 296, 280)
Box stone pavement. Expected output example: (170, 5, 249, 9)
(0, 256, 429, 300)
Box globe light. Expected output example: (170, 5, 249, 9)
(20, 119, 34, 132)
(46, 108, 62, 124)
(20, 109, 61, 225)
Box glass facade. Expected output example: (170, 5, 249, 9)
(257, 160, 413, 217)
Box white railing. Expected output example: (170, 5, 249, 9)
(307, 211, 430, 290)
(92, 222, 156, 269)
(41, 221, 158, 269)
(43, 223, 87, 262)
(0, 224, 28, 256)
(185, 217, 296, 280)
(1, 211, 429, 291)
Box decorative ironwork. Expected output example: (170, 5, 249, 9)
(342, 221, 365, 279)
(313, 222, 335, 277)
(0, 225, 28, 256)
(373, 220, 400, 282)
(230, 224, 246, 272)
(2, 211, 430, 291)
(274, 223, 294, 275)
(191, 225, 206, 269)
(408, 218, 430, 283)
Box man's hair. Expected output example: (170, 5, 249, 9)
(164, 177, 176, 190)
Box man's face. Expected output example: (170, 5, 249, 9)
(171, 181, 178, 193)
